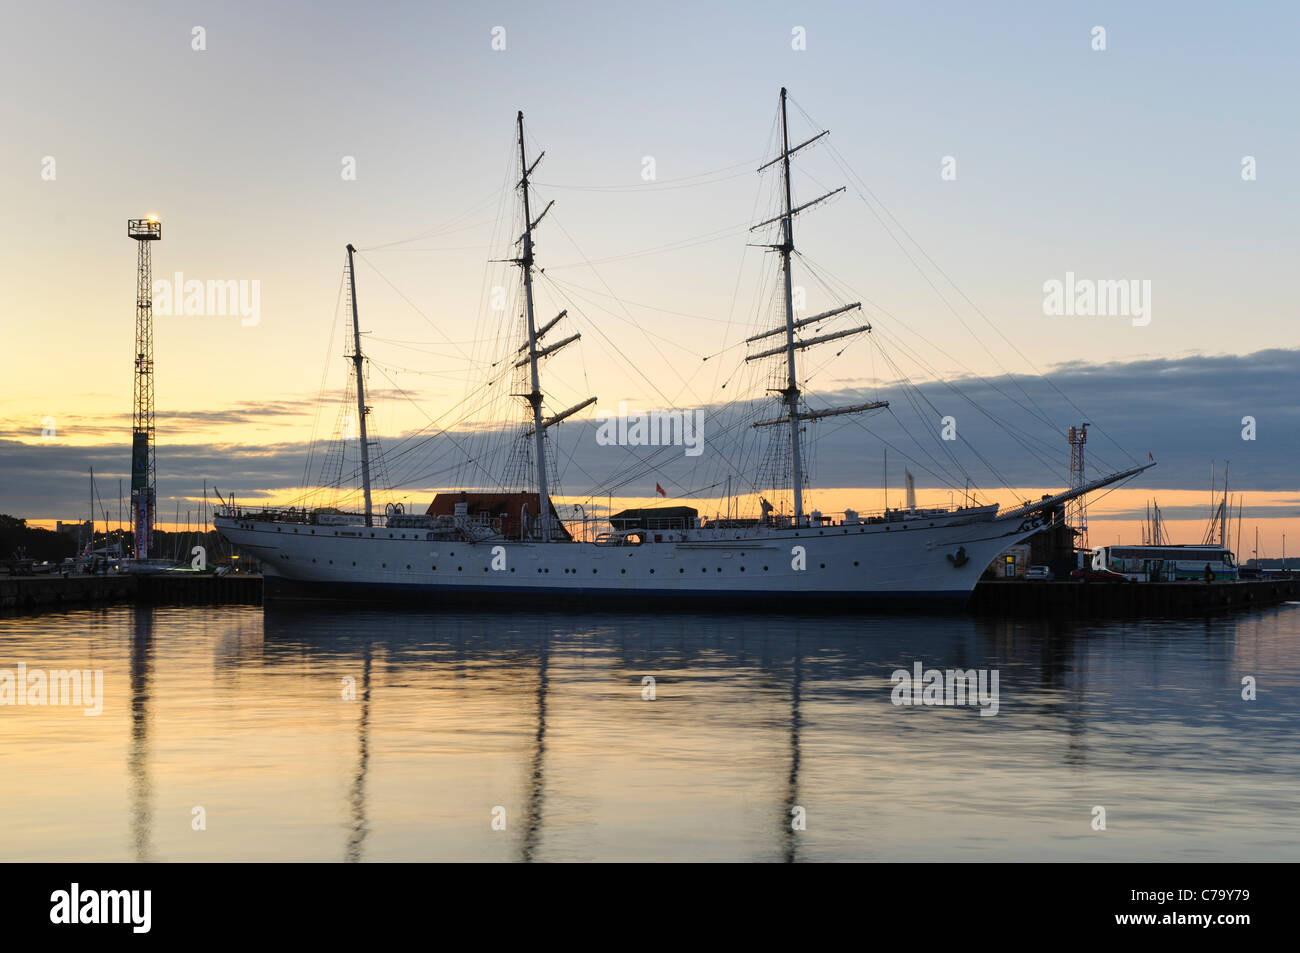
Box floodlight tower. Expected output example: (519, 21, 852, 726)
(1067, 423, 1089, 555)
(128, 217, 161, 559)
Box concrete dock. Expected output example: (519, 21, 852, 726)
(0, 573, 262, 611)
(0, 573, 138, 611)
(970, 576, 1299, 617)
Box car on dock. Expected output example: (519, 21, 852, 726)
(1069, 567, 1130, 583)
(1024, 566, 1054, 581)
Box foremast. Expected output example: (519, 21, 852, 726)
(747, 88, 885, 524)
(512, 111, 595, 541)
(345, 243, 374, 527)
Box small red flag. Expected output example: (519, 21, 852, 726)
(656, 483, 666, 497)
(1148, 452, 1154, 461)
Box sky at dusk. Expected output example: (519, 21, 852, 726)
(1, 1, 1297, 554)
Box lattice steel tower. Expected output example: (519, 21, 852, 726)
(1067, 423, 1089, 554)
(128, 218, 160, 559)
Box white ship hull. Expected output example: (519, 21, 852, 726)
(209, 94, 1156, 609)
(215, 507, 1045, 608)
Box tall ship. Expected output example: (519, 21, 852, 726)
(215, 89, 1151, 607)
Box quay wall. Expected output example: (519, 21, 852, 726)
(969, 577, 1299, 617)
(0, 574, 260, 611)
(3, 573, 1296, 618)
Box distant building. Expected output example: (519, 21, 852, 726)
(56, 520, 91, 537)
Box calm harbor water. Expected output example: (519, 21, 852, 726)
(3, 603, 1299, 862)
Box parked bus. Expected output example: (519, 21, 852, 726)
(1090, 544, 1237, 582)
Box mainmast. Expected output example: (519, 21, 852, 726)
(747, 89, 882, 525)
(777, 88, 804, 522)
(517, 112, 551, 542)
(512, 111, 594, 541)
(345, 243, 374, 527)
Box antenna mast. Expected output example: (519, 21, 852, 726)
(345, 243, 373, 527)
(1067, 423, 1089, 552)
(127, 217, 161, 559)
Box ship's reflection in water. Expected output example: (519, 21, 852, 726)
(3, 604, 1299, 861)
(344, 644, 371, 863)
